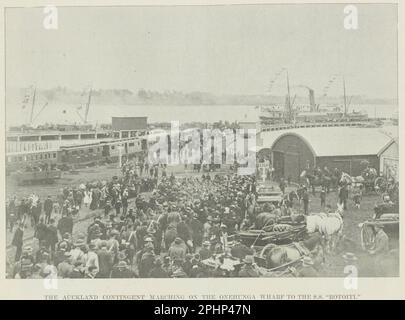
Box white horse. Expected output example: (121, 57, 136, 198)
(306, 203, 344, 253)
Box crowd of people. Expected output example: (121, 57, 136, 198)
(7, 158, 399, 279)
(8, 159, 268, 279)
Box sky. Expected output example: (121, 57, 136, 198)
(5, 4, 398, 99)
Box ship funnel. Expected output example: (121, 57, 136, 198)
(309, 89, 316, 111)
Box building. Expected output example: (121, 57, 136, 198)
(111, 116, 148, 138)
(265, 127, 396, 181)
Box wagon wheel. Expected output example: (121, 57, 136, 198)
(374, 177, 387, 195)
(360, 224, 375, 251)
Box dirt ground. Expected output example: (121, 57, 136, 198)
(283, 183, 399, 277)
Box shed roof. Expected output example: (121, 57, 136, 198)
(263, 127, 396, 157)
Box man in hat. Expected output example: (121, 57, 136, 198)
(54, 241, 69, 267)
(57, 233, 72, 252)
(203, 217, 212, 241)
(106, 229, 120, 256)
(338, 184, 349, 210)
(135, 221, 148, 250)
(70, 238, 86, 264)
(168, 237, 188, 263)
(57, 252, 73, 278)
(369, 225, 389, 256)
(320, 186, 326, 208)
(87, 217, 106, 243)
(177, 218, 193, 251)
(12, 222, 24, 261)
(279, 178, 287, 194)
(161, 256, 173, 276)
(122, 188, 129, 216)
(46, 218, 59, 254)
(189, 258, 207, 278)
(139, 245, 156, 278)
(148, 258, 169, 278)
(110, 260, 136, 278)
(57, 211, 74, 238)
(219, 224, 229, 251)
(302, 187, 309, 215)
(44, 196, 54, 224)
(97, 241, 114, 278)
(198, 241, 213, 261)
(34, 217, 48, 245)
(369, 225, 390, 275)
(85, 243, 99, 274)
(238, 255, 259, 277)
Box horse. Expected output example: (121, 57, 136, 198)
(260, 232, 324, 269)
(305, 205, 344, 253)
(300, 170, 332, 194)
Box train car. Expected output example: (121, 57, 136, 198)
(59, 142, 105, 168)
(6, 149, 60, 173)
(6, 136, 149, 173)
(58, 137, 148, 169)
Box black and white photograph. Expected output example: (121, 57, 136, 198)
(4, 2, 399, 283)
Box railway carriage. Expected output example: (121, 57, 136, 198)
(6, 136, 148, 174)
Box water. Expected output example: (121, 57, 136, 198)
(6, 103, 398, 127)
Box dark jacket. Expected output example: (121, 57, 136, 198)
(57, 216, 73, 236)
(44, 199, 53, 213)
(12, 228, 24, 247)
(34, 222, 48, 241)
(148, 266, 169, 278)
(97, 249, 114, 278)
(46, 225, 59, 246)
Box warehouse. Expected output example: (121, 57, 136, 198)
(112, 116, 148, 138)
(267, 127, 396, 181)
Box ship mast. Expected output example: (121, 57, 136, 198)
(29, 87, 37, 126)
(286, 70, 292, 122)
(84, 87, 92, 124)
(343, 76, 347, 117)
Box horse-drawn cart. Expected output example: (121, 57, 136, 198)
(359, 213, 399, 251)
(237, 222, 307, 247)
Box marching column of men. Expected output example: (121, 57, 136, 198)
(7, 160, 396, 279)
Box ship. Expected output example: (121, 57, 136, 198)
(258, 72, 370, 127)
